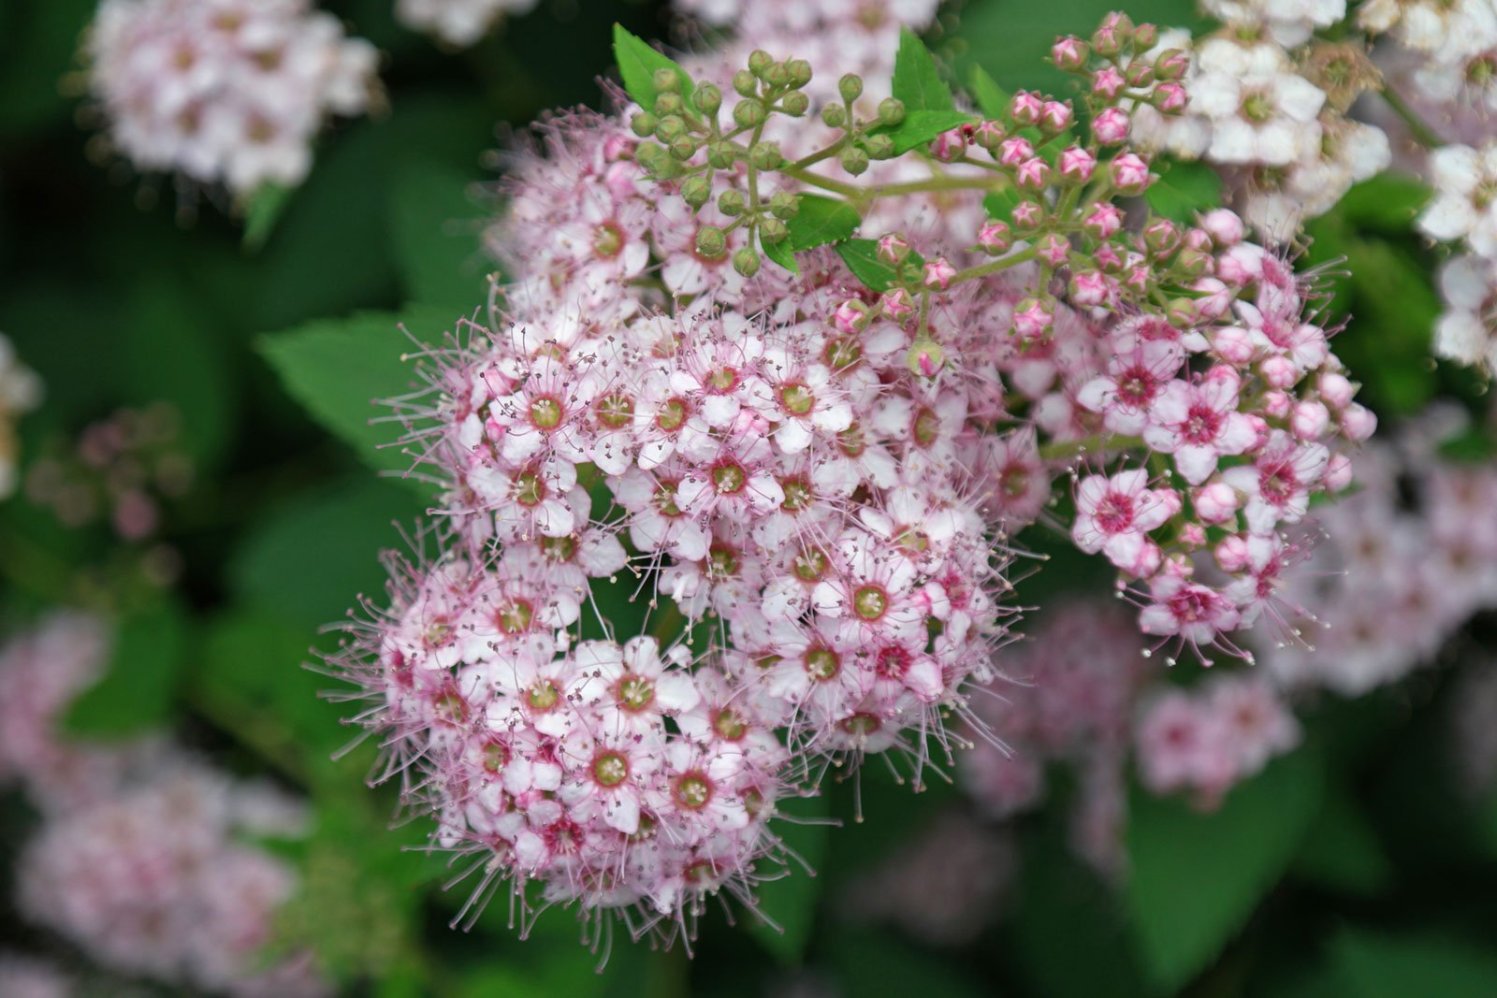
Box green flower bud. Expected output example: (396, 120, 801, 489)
(733, 98, 767, 129)
(718, 189, 747, 216)
(748, 49, 774, 77)
(733, 246, 761, 277)
(877, 97, 905, 127)
(681, 175, 712, 208)
(654, 91, 684, 117)
(749, 141, 782, 170)
(780, 91, 810, 117)
(732, 70, 758, 98)
(759, 217, 788, 244)
(821, 103, 847, 128)
(764, 62, 790, 88)
(656, 115, 686, 142)
(630, 111, 657, 138)
(669, 135, 698, 161)
(768, 191, 799, 219)
(786, 59, 813, 88)
(692, 83, 723, 116)
(838, 73, 864, 103)
(696, 225, 728, 259)
(653, 68, 682, 94)
(840, 145, 870, 176)
(707, 142, 736, 169)
(864, 134, 895, 159)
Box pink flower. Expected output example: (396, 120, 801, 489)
(1138, 574, 1241, 648)
(1221, 431, 1329, 533)
(1072, 470, 1177, 575)
(1143, 368, 1257, 484)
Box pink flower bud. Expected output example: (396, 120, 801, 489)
(1109, 153, 1151, 194)
(1095, 243, 1124, 272)
(1011, 200, 1044, 230)
(1199, 209, 1244, 247)
(1013, 298, 1054, 339)
(998, 137, 1035, 166)
(1038, 232, 1070, 267)
(1340, 403, 1377, 441)
(1010, 91, 1044, 126)
(833, 299, 870, 334)
(1092, 107, 1131, 144)
(1059, 146, 1096, 182)
(1317, 371, 1354, 409)
(1041, 101, 1073, 132)
(1070, 270, 1110, 306)
(1179, 523, 1207, 547)
(973, 119, 1005, 148)
(1051, 35, 1089, 71)
(1325, 453, 1354, 491)
(1194, 482, 1239, 524)
(1016, 156, 1051, 190)
(977, 220, 1012, 253)
(1259, 355, 1298, 389)
(1263, 391, 1292, 418)
(1083, 202, 1123, 238)
(1291, 400, 1330, 440)
(877, 233, 911, 264)
(1153, 81, 1188, 113)
(1191, 278, 1232, 319)
(923, 257, 957, 290)
(932, 127, 968, 161)
(1091, 66, 1126, 101)
(1211, 326, 1254, 365)
(882, 287, 915, 319)
(1215, 534, 1251, 573)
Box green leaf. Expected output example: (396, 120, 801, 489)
(968, 65, 1011, 120)
(258, 305, 456, 483)
(230, 478, 426, 632)
(1334, 173, 1431, 232)
(613, 24, 694, 116)
(1331, 929, 1497, 998)
(751, 795, 831, 963)
(389, 158, 490, 312)
(1145, 159, 1222, 222)
(888, 109, 976, 154)
(892, 28, 956, 113)
(1342, 238, 1440, 415)
(1290, 784, 1393, 896)
(835, 238, 924, 291)
(788, 194, 861, 250)
(1125, 748, 1325, 991)
(762, 236, 799, 274)
(242, 183, 295, 252)
(62, 602, 189, 739)
(1438, 426, 1497, 464)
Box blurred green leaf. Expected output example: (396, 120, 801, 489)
(967, 65, 1011, 119)
(888, 110, 975, 154)
(1291, 784, 1393, 896)
(63, 600, 188, 739)
(229, 477, 425, 631)
(1342, 237, 1440, 415)
(258, 305, 453, 483)
(389, 159, 491, 313)
(243, 184, 296, 252)
(1145, 159, 1222, 222)
(1331, 928, 1497, 998)
(1333, 174, 1431, 233)
(0, 0, 93, 135)
(613, 24, 695, 117)
(983, 186, 1024, 224)
(1125, 748, 1325, 991)
(763, 234, 798, 274)
(751, 794, 831, 964)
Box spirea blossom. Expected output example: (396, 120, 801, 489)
(85, 0, 378, 195)
(395, 0, 540, 47)
(338, 6, 1378, 948)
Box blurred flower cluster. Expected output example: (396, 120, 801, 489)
(0, 614, 325, 995)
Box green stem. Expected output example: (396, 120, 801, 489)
(1380, 85, 1445, 149)
(949, 247, 1039, 287)
(1038, 434, 1143, 462)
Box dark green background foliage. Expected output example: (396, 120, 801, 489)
(3, 0, 1497, 994)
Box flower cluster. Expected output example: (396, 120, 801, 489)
(0, 332, 42, 498)
(340, 4, 1378, 946)
(0, 954, 72, 998)
(394, 0, 539, 47)
(85, 0, 378, 196)
(1257, 406, 1497, 695)
(1133, 672, 1298, 805)
(1360, 0, 1497, 114)
(0, 615, 325, 995)
(1127, 3, 1390, 238)
(1420, 145, 1497, 373)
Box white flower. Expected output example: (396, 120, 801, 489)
(1433, 255, 1497, 371)
(1419, 142, 1497, 258)
(396, 0, 540, 46)
(1202, 0, 1347, 47)
(1189, 39, 1326, 166)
